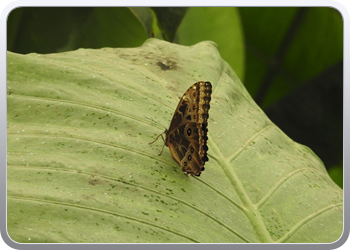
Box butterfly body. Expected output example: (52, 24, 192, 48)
(163, 81, 212, 176)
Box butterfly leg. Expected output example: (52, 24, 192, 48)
(149, 133, 166, 156)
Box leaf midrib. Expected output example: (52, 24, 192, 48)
(209, 126, 274, 243)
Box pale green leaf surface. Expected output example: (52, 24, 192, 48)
(7, 39, 342, 243)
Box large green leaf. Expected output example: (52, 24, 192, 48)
(7, 39, 342, 243)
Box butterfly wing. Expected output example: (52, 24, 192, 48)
(167, 122, 208, 176)
(165, 81, 212, 176)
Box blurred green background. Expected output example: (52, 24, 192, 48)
(7, 7, 343, 188)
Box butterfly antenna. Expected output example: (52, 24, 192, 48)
(145, 116, 167, 131)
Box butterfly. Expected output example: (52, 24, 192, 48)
(150, 81, 212, 176)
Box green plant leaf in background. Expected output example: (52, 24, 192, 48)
(177, 7, 245, 81)
(7, 7, 151, 54)
(151, 7, 189, 42)
(239, 7, 343, 107)
(79, 7, 150, 50)
(129, 7, 154, 38)
(7, 39, 342, 243)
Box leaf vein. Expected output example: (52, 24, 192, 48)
(277, 203, 343, 243)
(8, 195, 200, 243)
(8, 165, 249, 242)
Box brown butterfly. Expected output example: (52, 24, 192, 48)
(150, 81, 212, 176)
